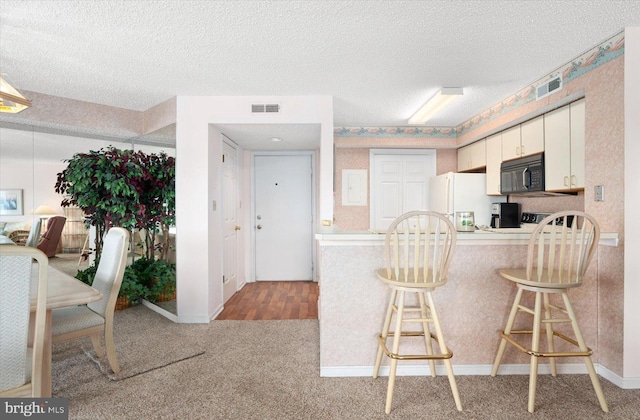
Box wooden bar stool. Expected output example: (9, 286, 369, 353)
(373, 210, 462, 414)
(491, 210, 608, 413)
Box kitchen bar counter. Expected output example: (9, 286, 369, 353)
(315, 226, 619, 246)
(316, 226, 619, 378)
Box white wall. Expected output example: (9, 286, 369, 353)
(624, 27, 640, 377)
(0, 159, 66, 224)
(175, 95, 333, 322)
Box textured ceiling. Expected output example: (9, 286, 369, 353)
(1, 1, 639, 147)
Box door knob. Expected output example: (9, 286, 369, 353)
(257, 225, 262, 230)
(235, 226, 241, 231)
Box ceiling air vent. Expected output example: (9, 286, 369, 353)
(536, 75, 563, 100)
(251, 103, 281, 113)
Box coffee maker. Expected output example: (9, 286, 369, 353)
(490, 203, 520, 228)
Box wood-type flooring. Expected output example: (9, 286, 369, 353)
(216, 281, 319, 320)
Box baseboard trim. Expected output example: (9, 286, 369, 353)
(141, 299, 178, 322)
(209, 304, 224, 321)
(597, 364, 640, 389)
(320, 363, 640, 389)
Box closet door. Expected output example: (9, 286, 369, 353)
(370, 151, 435, 231)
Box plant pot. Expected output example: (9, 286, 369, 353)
(156, 289, 176, 302)
(150, 276, 176, 302)
(115, 296, 132, 311)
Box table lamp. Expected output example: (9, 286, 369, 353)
(33, 205, 58, 231)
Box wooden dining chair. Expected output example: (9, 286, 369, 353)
(491, 210, 608, 413)
(52, 227, 129, 373)
(0, 247, 49, 397)
(373, 210, 462, 414)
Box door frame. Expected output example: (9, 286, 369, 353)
(248, 150, 317, 283)
(222, 137, 240, 302)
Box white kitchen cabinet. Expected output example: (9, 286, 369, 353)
(501, 116, 544, 161)
(501, 125, 521, 162)
(485, 133, 502, 195)
(569, 99, 585, 189)
(457, 139, 486, 172)
(544, 99, 585, 191)
(520, 115, 545, 158)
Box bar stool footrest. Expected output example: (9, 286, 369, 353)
(500, 329, 593, 358)
(378, 332, 453, 361)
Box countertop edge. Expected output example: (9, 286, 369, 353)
(315, 230, 619, 247)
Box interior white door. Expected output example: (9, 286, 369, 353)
(254, 154, 313, 281)
(222, 141, 238, 303)
(371, 152, 435, 232)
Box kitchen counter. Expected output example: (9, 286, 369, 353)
(315, 225, 619, 246)
(316, 225, 618, 378)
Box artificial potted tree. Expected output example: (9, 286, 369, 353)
(55, 146, 176, 308)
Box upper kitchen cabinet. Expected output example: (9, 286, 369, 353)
(500, 125, 522, 161)
(520, 116, 545, 158)
(544, 99, 585, 191)
(485, 133, 502, 195)
(457, 139, 486, 172)
(501, 116, 544, 161)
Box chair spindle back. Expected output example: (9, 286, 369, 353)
(526, 210, 600, 285)
(384, 210, 456, 287)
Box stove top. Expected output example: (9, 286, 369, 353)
(483, 212, 573, 233)
(522, 212, 574, 227)
(521, 212, 551, 224)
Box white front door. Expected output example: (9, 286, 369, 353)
(254, 154, 313, 281)
(222, 141, 238, 303)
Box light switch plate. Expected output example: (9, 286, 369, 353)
(594, 185, 604, 201)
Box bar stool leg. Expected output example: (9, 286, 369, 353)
(543, 293, 557, 377)
(419, 292, 436, 377)
(492, 287, 524, 376)
(426, 291, 462, 411)
(528, 291, 543, 413)
(374, 290, 397, 379)
(385, 291, 406, 414)
(561, 293, 609, 413)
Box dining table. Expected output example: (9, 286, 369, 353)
(0, 235, 16, 245)
(30, 264, 103, 397)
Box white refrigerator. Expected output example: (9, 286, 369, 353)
(429, 172, 507, 228)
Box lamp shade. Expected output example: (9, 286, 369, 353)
(32, 205, 57, 216)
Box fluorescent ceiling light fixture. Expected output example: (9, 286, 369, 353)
(271, 137, 283, 142)
(0, 74, 32, 113)
(408, 87, 463, 124)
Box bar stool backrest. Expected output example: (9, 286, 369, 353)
(525, 210, 600, 286)
(382, 210, 456, 288)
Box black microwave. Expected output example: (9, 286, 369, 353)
(500, 153, 545, 194)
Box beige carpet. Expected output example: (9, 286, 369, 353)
(82, 337, 204, 381)
(49, 253, 87, 277)
(51, 305, 640, 419)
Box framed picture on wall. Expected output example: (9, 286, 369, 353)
(0, 189, 23, 216)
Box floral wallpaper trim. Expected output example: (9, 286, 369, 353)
(334, 31, 624, 139)
(455, 30, 624, 136)
(333, 126, 456, 138)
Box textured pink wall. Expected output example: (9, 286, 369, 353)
(334, 148, 370, 230)
(11, 90, 173, 138)
(333, 147, 457, 230)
